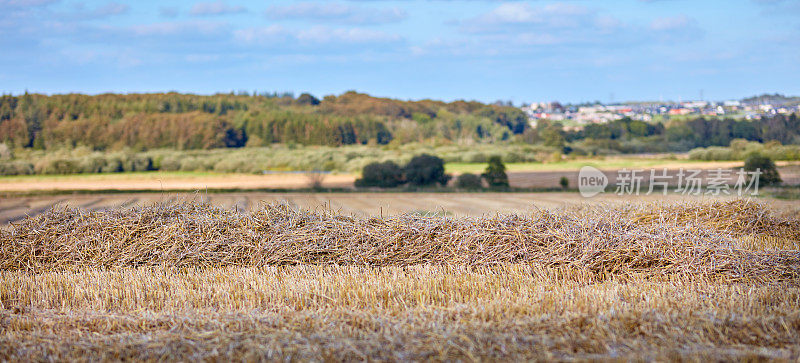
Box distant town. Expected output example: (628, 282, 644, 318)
(520, 93, 800, 128)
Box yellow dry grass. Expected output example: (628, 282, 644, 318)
(1, 199, 799, 361)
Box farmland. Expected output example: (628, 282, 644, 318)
(2, 198, 800, 360)
(1, 146, 799, 361)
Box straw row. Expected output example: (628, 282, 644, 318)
(1, 199, 798, 281)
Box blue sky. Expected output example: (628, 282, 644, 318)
(1, 0, 798, 103)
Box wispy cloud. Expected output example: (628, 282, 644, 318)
(235, 25, 402, 45)
(233, 25, 287, 43)
(52, 2, 129, 21)
(190, 1, 246, 16)
(265, 2, 407, 25)
(649, 15, 704, 41)
(460, 2, 601, 33)
(650, 15, 691, 31)
(129, 20, 229, 37)
(91, 2, 128, 17)
(159, 6, 179, 18)
(297, 26, 402, 43)
(0, 0, 58, 9)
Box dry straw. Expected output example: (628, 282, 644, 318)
(1, 199, 798, 281)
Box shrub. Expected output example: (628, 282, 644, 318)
(404, 154, 451, 186)
(295, 93, 320, 106)
(78, 157, 105, 173)
(100, 158, 123, 173)
(0, 161, 33, 175)
(0, 143, 12, 160)
(179, 158, 208, 172)
(158, 156, 182, 171)
(482, 156, 509, 188)
(34, 158, 79, 174)
(305, 171, 327, 189)
(744, 152, 781, 185)
(462, 151, 487, 163)
(456, 173, 483, 189)
(559, 176, 569, 189)
(355, 161, 405, 188)
(123, 155, 154, 172)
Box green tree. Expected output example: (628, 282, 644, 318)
(456, 173, 483, 189)
(559, 176, 569, 190)
(482, 156, 509, 188)
(540, 126, 565, 148)
(404, 154, 451, 186)
(355, 161, 405, 188)
(744, 152, 781, 185)
(296, 93, 320, 106)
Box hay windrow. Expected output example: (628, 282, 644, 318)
(1, 199, 798, 281)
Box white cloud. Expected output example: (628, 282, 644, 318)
(649, 14, 704, 41)
(233, 25, 287, 43)
(471, 2, 589, 26)
(297, 26, 401, 43)
(650, 14, 693, 31)
(460, 2, 607, 35)
(266, 2, 407, 25)
(235, 25, 401, 45)
(190, 1, 245, 16)
(92, 2, 128, 17)
(0, 0, 57, 9)
(48, 1, 129, 20)
(129, 21, 227, 36)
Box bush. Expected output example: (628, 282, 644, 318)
(0, 143, 12, 160)
(404, 154, 451, 186)
(123, 155, 154, 172)
(482, 156, 509, 188)
(355, 161, 405, 188)
(0, 161, 34, 175)
(456, 173, 483, 189)
(158, 156, 182, 171)
(179, 158, 208, 172)
(78, 157, 105, 173)
(744, 153, 781, 185)
(559, 176, 569, 189)
(100, 158, 123, 173)
(461, 151, 487, 163)
(34, 158, 78, 174)
(295, 93, 320, 106)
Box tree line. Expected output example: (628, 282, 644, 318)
(1, 91, 798, 156)
(356, 154, 510, 189)
(529, 114, 800, 155)
(0, 91, 527, 150)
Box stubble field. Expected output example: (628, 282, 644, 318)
(1, 197, 799, 361)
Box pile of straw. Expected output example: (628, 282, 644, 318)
(1, 199, 798, 281)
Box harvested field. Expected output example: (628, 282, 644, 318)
(1, 199, 800, 360)
(0, 191, 755, 224)
(0, 163, 796, 193)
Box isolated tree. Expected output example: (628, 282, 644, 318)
(456, 173, 483, 189)
(482, 156, 509, 188)
(355, 161, 404, 188)
(404, 154, 451, 186)
(744, 152, 781, 185)
(559, 176, 569, 190)
(296, 93, 320, 106)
